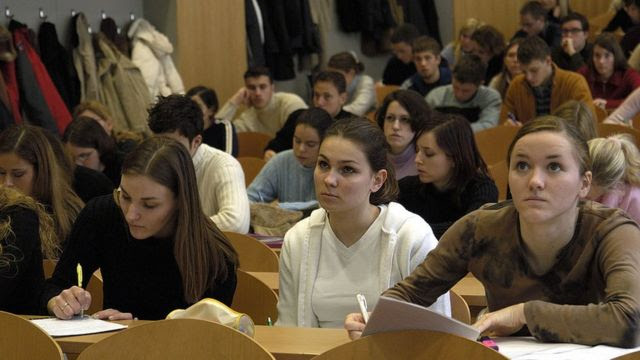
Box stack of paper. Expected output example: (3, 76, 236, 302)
(31, 317, 127, 337)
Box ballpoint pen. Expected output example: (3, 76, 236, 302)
(356, 293, 369, 324)
(77, 263, 84, 318)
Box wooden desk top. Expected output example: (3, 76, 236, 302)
(55, 321, 349, 360)
(248, 271, 487, 307)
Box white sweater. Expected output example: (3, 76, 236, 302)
(344, 74, 376, 116)
(276, 202, 451, 327)
(216, 92, 307, 136)
(193, 144, 250, 233)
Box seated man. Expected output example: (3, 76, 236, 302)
(426, 54, 502, 132)
(551, 12, 592, 71)
(382, 24, 420, 86)
(216, 66, 307, 136)
(621, 0, 640, 56)
(148, 95, 251, 234)
(500, 36, 594, 126)
(512, 1, 562, 48)
(469, 25, 506, 87)
(400, 36, 452, 97)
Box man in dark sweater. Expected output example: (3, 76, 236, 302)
(400, 36, 452, 97)
(512, 1, 562, 48)
(382, 24, 420, 86)
(551, 12, 593, 71)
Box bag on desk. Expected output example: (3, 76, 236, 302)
(166, 298, 255, 337)
(250, 202, 303, 236)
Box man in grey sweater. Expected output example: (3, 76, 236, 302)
(426, 54, 502, 132)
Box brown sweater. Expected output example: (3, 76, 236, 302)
(383, 200, 640, 347)
(499, 64, 595, 124)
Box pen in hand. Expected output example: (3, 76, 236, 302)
(356, 293, 369, 324)
(77, 263, 84, 318)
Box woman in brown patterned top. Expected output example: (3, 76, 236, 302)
(345, 116, 640, 347)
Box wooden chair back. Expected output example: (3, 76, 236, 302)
(232, 269, 279, 325)
(237, 156, 266, 186)
(224, 231, 280, 272)
(43, 259, 57, 279)
(77, 318, 275, 360)
(450, 290, 472, 325)
(312, 329, 507, 359)
(237, 132, 272, 158)
(375, 84, 400, 106)
(0, 311, 63, 360)
(613, 350, 640, 359)
(474, 126, 518, 166)
(597, 123, 640, 145)
(488, 160, 509, 202)
(594, 106, 608, 123)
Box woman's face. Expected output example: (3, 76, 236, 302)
(509, 131, 591, 225)
(314, 136, 386, 214)
(191, 95, 214, 129)
(383, 101, 415, 155)
(66, 143, 103, 171)
(79, 110, 113, 134)
(118, 174, 177, 240)
(505, 44, 522, 78)
(593, 45, 615, 80)
(293, 124, 321, 168)
(0, 152, 34, 197)
(414, 131, 454, 190)
(313, 81, 346, 117)
(459, 31, 474, 53)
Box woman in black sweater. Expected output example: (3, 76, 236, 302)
(0, 187, 58, 314)
(43, 137, 238, 320)
(398, 113, 498, 238)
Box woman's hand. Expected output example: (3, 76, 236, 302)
(472, 303, 526, 337)
(48, 286, 92, 320)
(344, 312, 367, 340)
(593, 98, 607, 110)
(92, 309, 134, 321)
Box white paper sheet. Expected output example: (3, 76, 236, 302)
(31, 316, 127, 337)
(361, 296, 480, 340)
(496, 336, 640, 359)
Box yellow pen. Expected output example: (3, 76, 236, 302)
(77, 263, 84, 318)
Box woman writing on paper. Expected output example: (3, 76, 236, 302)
(42, 137, 238, 320)
(346, 116, 640, 347)
(277, 119, 450, 328)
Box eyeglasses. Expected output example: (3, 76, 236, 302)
(561, 28, 583, 35)
(384, 115, 411, 123)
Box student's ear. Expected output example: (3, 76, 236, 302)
(579, 171, 592, 198)
(544, 55, 552, 67)
(190, 134, 203, 153)
(370, 169, 388, 193)
(339, 92, 348, 106)
(435, 54, 442, 66)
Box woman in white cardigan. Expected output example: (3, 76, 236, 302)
(276, 119, 450, 328)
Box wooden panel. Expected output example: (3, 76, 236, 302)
(176, 0, 246, 104)
(453, 0, 612, 43)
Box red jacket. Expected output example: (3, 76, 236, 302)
(578, 66, 640, 109)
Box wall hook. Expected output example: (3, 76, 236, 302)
(39, 8, 47, 20)
(101, 10, 107, 20)
(5, 7, 13, 19)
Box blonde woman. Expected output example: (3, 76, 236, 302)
(588, 134, 640, 223)
(441, 18, 484, 68)
(552, 100, 598, 141)
(0, 186, 58, 314)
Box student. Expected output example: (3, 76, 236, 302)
(248, 108, 332, 208)
(469, 25, 506, 84)
(605, 0, 640, 33)
(620, 0, 640, 56)
(605, 86, 640, 126)
(440, 18, 484, 68)
(216, 66, 307, 136)
(397, 114, 498, 239)
(186, 86, 238, 157)
(588, 134, 640, 224)
(489, 39, 523, 99)
(400, 36, 452, 97)
(0, 186, 58, 314)
(264, 71, 356, 159)
(578, 33, 640, 111)
(539, 0, 570, 24)
(376, 89, 434, 180)
(551, 12, 592, 71)
(500, 35, 594, 126)
(382, 24, 420, 86)
(346, 116, 640, 348)
(552, 100, 598, 141)
(63, 116, 124, 187)
(43, 137, 238, 320)
(0, 125, 84, 245)
(277, 119, 450, 328)
(426, 54, 502, 132)
(148, 95, 250, 234)
(512, 1, 562, 48)
(328, 52, 376, 116)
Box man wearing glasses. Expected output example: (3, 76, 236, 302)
(551, 12, 592, 71)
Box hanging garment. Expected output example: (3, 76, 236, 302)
(128, 18, 184, 100)
(71, 13, 100, 102)
(401, 0, 442, 45)
(10, 21, 71, 134)
(38, 21, 81, 110)
(246, 0, 266, 67)
(100, 17, 130, 56)
(0, 25, 16, 130)
(94, 33, 151, 134)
